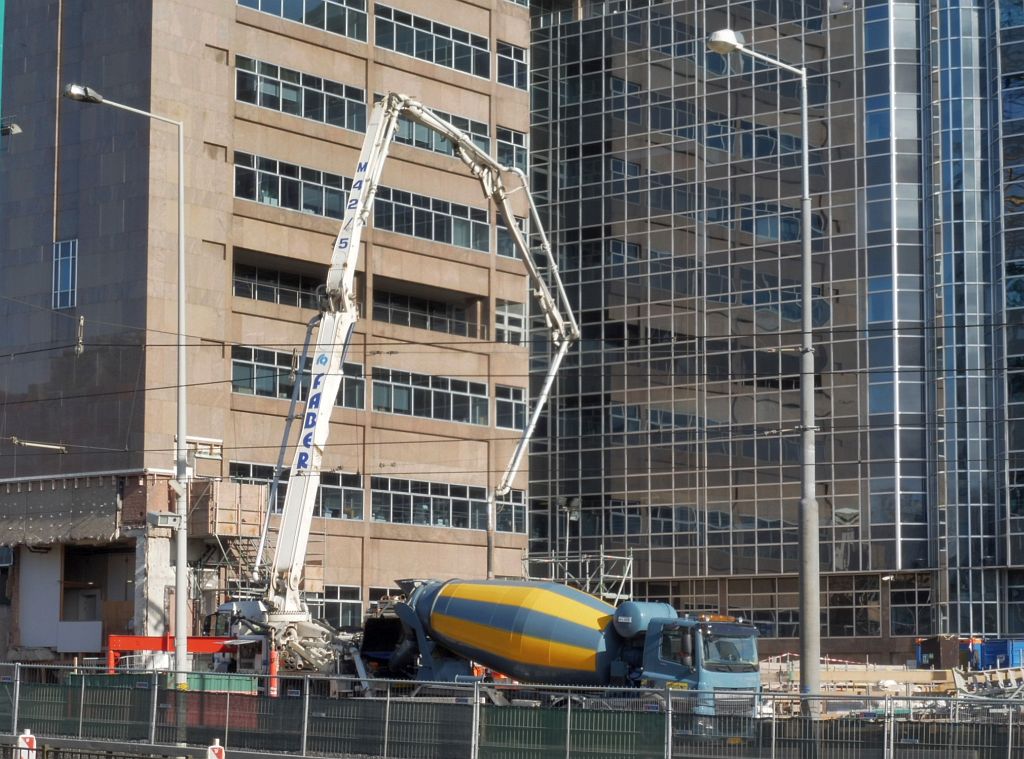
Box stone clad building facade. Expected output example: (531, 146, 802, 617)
(0, 0, 532, 660)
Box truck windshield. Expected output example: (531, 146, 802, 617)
(702, 630, 758, 673)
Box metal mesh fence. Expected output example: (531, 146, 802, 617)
(478, 702, 568, 759)
(306, 694, 388, 756)
(3, 666, 1024, 759)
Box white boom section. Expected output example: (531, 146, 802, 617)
(266, 92, 579, 616)
(395, 99, 580, 497)
(269, 98, 404, 616)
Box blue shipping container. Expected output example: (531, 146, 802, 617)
(980, 639, 1024, 669)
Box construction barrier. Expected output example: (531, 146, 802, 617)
(0, 663, 1023, 758)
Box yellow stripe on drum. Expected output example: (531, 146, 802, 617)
(432, 613, 599, 672)
(439, 582, 614, 629)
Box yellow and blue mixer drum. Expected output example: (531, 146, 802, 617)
(410, 579, 620, 685)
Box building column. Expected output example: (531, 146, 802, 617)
(133, 530, 175, 636)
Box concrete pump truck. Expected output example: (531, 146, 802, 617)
(212, 95, 761, 712)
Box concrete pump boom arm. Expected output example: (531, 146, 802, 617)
(266, 96, 404, 615)
(266, 92, 579, 614)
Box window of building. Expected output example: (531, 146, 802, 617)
(234, 151, 350, 219)
(369, 476, 524, 532)
(368, 586, 399, 611)
(52, 239, 77, 310)
(371, 477, 484, 528)
(609, 157, 641, 191)
(229, 461, 277, 484)
(496, 215, 527, 258)
(236, 56, 366, 132)
(607, 238, 643, 278)
(307, 585, 362, 630)
(317, 472, 363, 519)
(373, 186, 489, 252)
(497, 42, 528, 89)
(229, 463, 363, 519)
(378, 95, 488, 154)
(373, 289, 471, 337)
(374, 5, 490, 79)
(233, 262, 321, 309)
(496, 126, 528, 173)
(237, 0, 367, 42)
(371, 368, 488, 425)
(606, 501, 643, 535)
(609, 76, 643, 123)
(495, 300, 525, 345)
(495, 489, 526, 533)
(496, 385, 526, 430)
(236, 152, 492, 255)
(231, 345, 364, 409)
(824, 575, 881, 638)
(725, 578, 801, 639)
(889, 574, 934, 636)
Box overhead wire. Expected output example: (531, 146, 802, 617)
(9, 311, 1024, 354)
(9, 280, 1024, 354)
(0, 363, 1018, 412)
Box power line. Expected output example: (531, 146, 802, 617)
(13, 309, 1024, 352)
(2, 360, 1024, 412)
(9, 280, 1024, 354)
(0, 416, 1018, 458)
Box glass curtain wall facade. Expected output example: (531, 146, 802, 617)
(529, 0, 1024, 657)
(0, 0, 5, 119)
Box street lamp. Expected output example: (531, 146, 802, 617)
(62, 82, 190, 687)
(706, 31, 820, 701)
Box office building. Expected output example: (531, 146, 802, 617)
(528, 0, 1019, 662)
(0, 0, 531, 660)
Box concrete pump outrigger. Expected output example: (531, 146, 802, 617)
(217, 92, 580, 673)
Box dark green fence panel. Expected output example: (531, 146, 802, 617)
(386, 699, 476, 759)
(571, 708, 664, 759)
(76, 676, 152, 741)
(306, 695, 388, 756)
(479, 704, 568, 759)
(16, 683, 77, 737)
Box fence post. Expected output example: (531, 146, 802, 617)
(11, 662, 21, 734)
(383, 680, 391, 759)
(300, 675, 310, 756)
(770, 697, 776, 759)
(884, 695, 893, 759)
(663, 687, 672, 759)
(470, 680, 480, 759)
(224, 688, 230, 749)
(149, 670, 158, 744)
(564, 692, 572, 759)
(1008, 707, 1014, 759)
(77, 671, 86, 737)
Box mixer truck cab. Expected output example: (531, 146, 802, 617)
(614, 603, 760, 703)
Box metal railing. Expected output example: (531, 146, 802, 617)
(2, 664, 1024, 758)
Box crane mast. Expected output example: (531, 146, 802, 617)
(248, 92, 579, 671)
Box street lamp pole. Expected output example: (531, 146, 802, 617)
(706, 31, 820, 702)
(62, 84, 189, 688)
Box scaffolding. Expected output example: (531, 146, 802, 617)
(525, 548, 634, 605)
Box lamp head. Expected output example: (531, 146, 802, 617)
(0, 121, 21, 136)
(62, 83, 104, 104)
(707, 29, 745, 54)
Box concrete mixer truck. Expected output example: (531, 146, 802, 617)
(362, 578, 760, 712)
